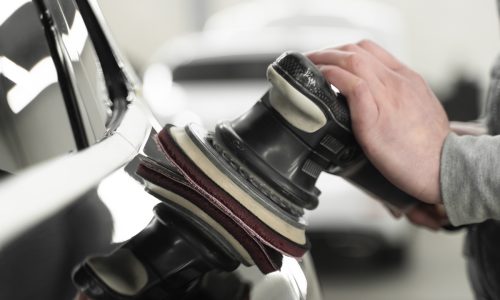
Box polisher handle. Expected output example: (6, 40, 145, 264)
(267, 52, 361, 167)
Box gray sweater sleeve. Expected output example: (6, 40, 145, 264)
(441, 132, 500, 225)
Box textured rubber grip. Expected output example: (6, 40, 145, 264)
(273, 52, 351, 129)
(269, 52, 360, 169)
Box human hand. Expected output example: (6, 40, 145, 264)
(389, 202, 449, 231)
(75, 292, 93, 300)
(307, 40, 450, 204)
(450, 120, 487, 136)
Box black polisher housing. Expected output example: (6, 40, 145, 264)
(215, 51, 417, 211)
(215, 52, 361, 210)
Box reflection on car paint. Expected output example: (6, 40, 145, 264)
(0, 0, 29, 27)
(5, 56, 58, 113)
(62, 11, 89, 62)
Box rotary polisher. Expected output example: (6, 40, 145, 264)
(73, 52, 417, 299)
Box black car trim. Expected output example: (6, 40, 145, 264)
(74, 0, 129, 133)
(34, 0, 133, 148)
(73, 0, 129, 100)
(33, 0, 89, 149)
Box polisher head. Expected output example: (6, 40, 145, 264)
(135, 52, 360, 273)
(137, 157, 285, 274)
(146, 124, 309, 254)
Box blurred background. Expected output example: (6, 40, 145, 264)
(96, 0, 499, 299)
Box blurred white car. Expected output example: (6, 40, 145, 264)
(143, 0, 415, 268)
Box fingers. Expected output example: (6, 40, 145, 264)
(307, 42, 393, 119)
(308, 39, 405, 74)
(308, 48, 365, 74)
(356, 39, 405, 71)
(317, 64, 379, 129)
(385, 205, 403, 219)
(307, 40, 415, 93)
(308, 46, 387, 87)
(385, 203, 446, 231)
(404, 203, 449, 231)
(405, 206, 442, 230)
(75, 292, 92, 300)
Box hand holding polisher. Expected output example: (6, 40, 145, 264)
(141, 50, 421, 263)
(143, 50, 420, 253)
(73, 52, 417, 299)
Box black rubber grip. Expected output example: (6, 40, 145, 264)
(273, 52, 351, 129)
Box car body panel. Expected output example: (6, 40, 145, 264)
(0, 0, 151, 249)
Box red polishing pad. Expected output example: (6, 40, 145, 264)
(137, 161, 282, 274)
(155, 125, 308, 258)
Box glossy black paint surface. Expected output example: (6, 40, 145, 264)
(0, 0, 121, 173)
(0, 1, 136, 299)
(0, 2, 76, 171)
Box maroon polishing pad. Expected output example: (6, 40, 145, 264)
(156, 125, 308, 257)
(137, 162, 282, 274)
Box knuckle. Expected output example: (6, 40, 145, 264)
(322, 66, 340, 83)
(346, 53, 363, 73)
(323, 67, 336, 78)
(341, 43, 359, 53)
(357, 39, 374, 48)
(404, 69, 426, 85)
(352, 79, 368, 98)
(317, 64, 331, 76)
(393, 76, 408, 93)
(413, 72, 427, 85)
(320, 68, 334, 82)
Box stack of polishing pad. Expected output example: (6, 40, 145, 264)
(137, 124, 309, 273)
